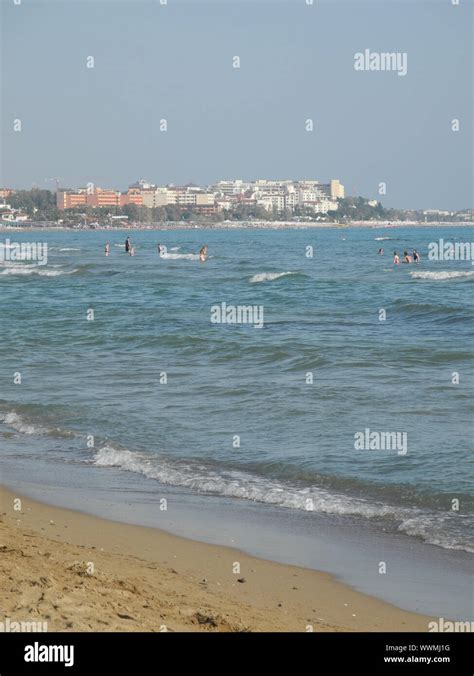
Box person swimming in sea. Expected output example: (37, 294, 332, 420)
(378, 247, 384, 255)
(393, 251, 400, 265)
(403, 250, 412, 263)
(125, 236, 131, 253)
(105, 243, 110, 256)
(413, 249, 420, 263)
(199, 245, 208, 262)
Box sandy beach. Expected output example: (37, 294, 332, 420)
(0, 220, 473, 234)
(0, 486, 435, 633)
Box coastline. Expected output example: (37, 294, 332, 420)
(0, 485, 434, 633)
(1, 220, 473, 233)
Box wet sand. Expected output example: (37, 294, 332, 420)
(0, 486, 434, 632)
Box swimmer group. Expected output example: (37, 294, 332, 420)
(103, 238, 208, 261)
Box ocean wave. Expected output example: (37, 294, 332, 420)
(0, 264, 68, 277)
(398, 516, 474, 553)
(92, 445, 394, 517)
(0, 410, 76, 438)
(1, 403, 472, 552)
(0, 412, 49, 435)
(160, 252, 200, 260)
(374, 237, 394, 241)
(249, 271, 298, 283)
(92, 445, 473, 553)
(59, 247, 80, 252)
(410, 270, 474, 281)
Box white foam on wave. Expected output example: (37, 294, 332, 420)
(374, 236, 393, 241)
(59, 247, 80, 252)
(92, 445, 392, 516)
(0, 410, 76, 438)
(169, 247, 180, 251)
(91, 445, 474, 553)
(160, 252, 200, 260)
(249, 271, 296, 283)
(0, 260, 72, 277)
(0, 412, 47, 435)
(410, 270, 474, 281)
(0, 266, 66, 277)
(398, 516, 474, 553)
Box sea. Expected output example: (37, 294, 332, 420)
(1, 225, 473, 619)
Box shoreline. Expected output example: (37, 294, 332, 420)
(1, 221, 473, 233)
(0, 485, 434, 632)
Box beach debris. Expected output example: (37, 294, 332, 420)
(117, 613, 136, 621)
(237, 577, 246, 583)
(195, 610, 219, 627)
(67, 560, 91, 577)
(0, 545, 14, 553)
(30, 576, 52, 588)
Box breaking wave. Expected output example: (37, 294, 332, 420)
(160, 252, 200, 260)
(410, 270, 474, 281)
(249, 271, 298, 283)
(92, 445, 473, 553)
(0, 263, 70, 277)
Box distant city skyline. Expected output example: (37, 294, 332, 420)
(1, 0, 472, 210)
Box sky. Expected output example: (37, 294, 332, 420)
(1, 0, 472, 210)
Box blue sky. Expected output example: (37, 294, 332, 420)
(1, 0, 472, 209)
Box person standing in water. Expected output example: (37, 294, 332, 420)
(403, 250, 413, 263)
(129, 245, 135, 257)
(125, 236, 131, 253)
(413, 249, 420, 263)
(199, 245, 208, 262)
(393, 251, 400, 265)
(105, 242, 110, 256)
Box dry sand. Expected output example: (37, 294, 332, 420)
(0, 486, 433, 632)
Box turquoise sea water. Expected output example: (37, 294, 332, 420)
(1, 226, 473, 557)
